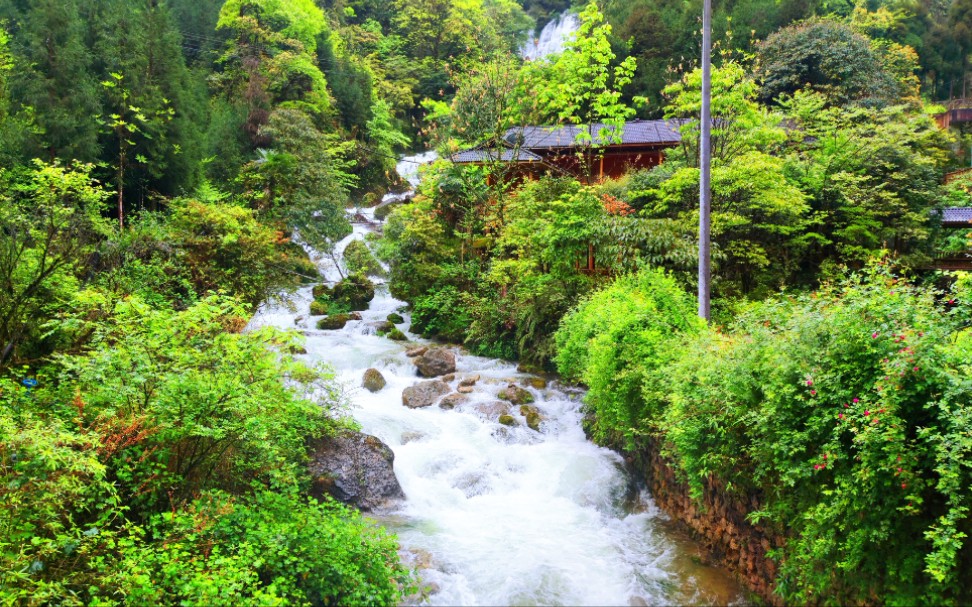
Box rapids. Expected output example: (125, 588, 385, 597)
(248, 154, 745, 606)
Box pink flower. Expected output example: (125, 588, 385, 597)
(838, 413, 844, 419)
(806, 380, 813, 386)
(913, 367, 919, 372)
(872, 332, 879, 338)
(810, 390, 817, 396)
(864, 410, 871, 416)
(853, 398, 859, 403)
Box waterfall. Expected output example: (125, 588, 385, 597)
(520, 11, 581, 61)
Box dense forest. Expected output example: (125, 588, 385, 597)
(2, 0, 972, 605)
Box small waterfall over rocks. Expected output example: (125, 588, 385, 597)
(520, 10, 581, 60)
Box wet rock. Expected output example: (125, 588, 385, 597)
(520, 404, 543, 432)
(458, 374, 480, 387)
(294, 315, 304, 326)
(400, 431, 425, 444)
(473, 401, 511, 419)
(498, 383, 534, 405)
(517, 361, 544, 375)
(349, 312, 363, 321)
(307, 431, 404, 511)
(439, 392, 468, 409)
(312, 283, 333, 299)
(386, 327, 407, 341)
(441, 373, 456, 383)
(309, 300, 328, 316)
(362, 368, 386, 392)
(415, 347, 456, 377)
(457, 385, 474, 394)
(406, 346, 428, 358)
(402, 380, 451, 408)
(498, 414, 518, 426)
(386, 312, 405, 324)
(287, 344, 307, 355)
(522, 376, 548, 390)
(332, 274, 375, 311)
(317, 314, 350, 330)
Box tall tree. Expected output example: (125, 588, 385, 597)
(9, 0, 101, 162)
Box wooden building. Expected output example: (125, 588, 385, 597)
(450, 119, 681, 181)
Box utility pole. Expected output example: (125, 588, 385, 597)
(698, 0, 712, 321)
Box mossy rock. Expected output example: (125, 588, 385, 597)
(520, 405, 542, 432)
(498, 414, 518, 427)
(317, 314, 351, 330)
(522, 377, 548, 390)
(498, 384, 534, 405)
(310, 300, 329, 316)
(312, 284, 333, 299)
(386, 312, 405, 324)
(386, 327, 407, 341)
(376, 321, 395, 335)
(332, 274, 375, 311)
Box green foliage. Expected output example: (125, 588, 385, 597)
(656, 269, 972, 604)
(555, 268, 704, 446)
(756, 19, 903, 107)
(343, 239, 384, 276)
(114, 489, 411, 606)
(0, 161, 111, 367)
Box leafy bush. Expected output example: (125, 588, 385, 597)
(343, 239, 384, 277)
(555, 268, 703, 445)
(566, 266, 972, 604)
(113, 489, 412, 607)
(47, 294, 345, 514)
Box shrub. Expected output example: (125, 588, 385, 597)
(655, 269, 972, 604)
(343, 239, 384, 277)
(555, 268, 703, 445)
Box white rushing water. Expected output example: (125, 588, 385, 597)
(249, 153, 743, 606)
(520, 10, 581, 61)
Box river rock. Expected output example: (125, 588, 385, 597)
(520, 404, 543, 432)
(387, 312, 405, 324)
(458, 374, 480, 387)
(498, 383, 534, 405)
(402, 380, 451, 408)
(400, 431, 426, 444)
(307, 431, 404, 511)
(387, 327, 407, 341)
(441, 373, 456, 383)
(362, 368, 386, 392)
(332, 274, 375, 311)
(498, 414, 518, 426)
(406, 346, 428, 358)
(415, 347, 456, 377)
(310, 300, 328, 316)
(457, 385, 474, 394)
(439, 392, 468, 409)
(317, 314, 350, 330)
(376, 320, 395, 334)
(521, 376, 548, 390)
(349, 312, 363, 321)
(472, 401, 511, 419)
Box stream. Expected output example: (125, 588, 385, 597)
(248, 156, 745, 606)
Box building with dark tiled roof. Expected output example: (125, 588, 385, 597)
(451, 119, 682, 181)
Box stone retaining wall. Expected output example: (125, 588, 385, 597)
(627, 439, 785, 605)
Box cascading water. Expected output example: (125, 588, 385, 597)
(249, 154, 744, 606)
(520, 10, 581, 61)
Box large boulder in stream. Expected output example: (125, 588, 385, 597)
(362, 368, 386, 392)
(331, 274, 375, 311)
(317, 314, 351, 330)
(307, 431, 405, 511)
(402, 380, 451, 408)
(414, 347, 456, 377)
